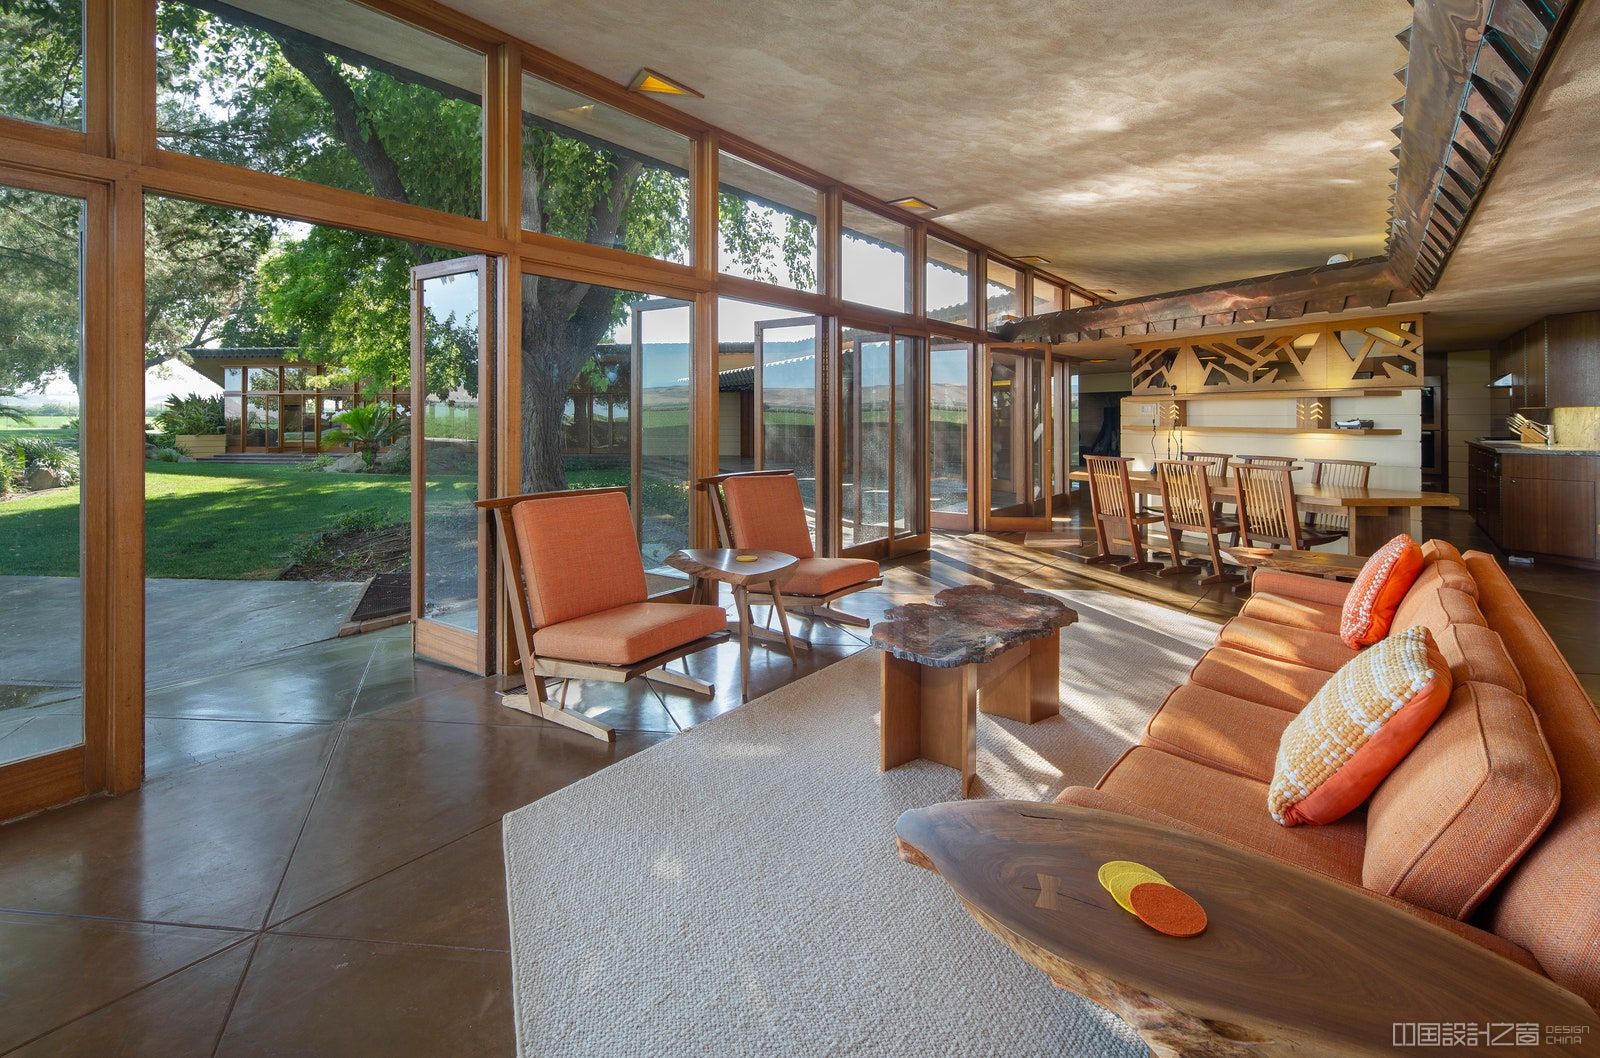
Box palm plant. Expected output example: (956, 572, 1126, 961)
(0, 396, 32, 425)
(322, 403, 408, 468)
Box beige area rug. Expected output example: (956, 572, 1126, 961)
(503, 589, 1221, 1057)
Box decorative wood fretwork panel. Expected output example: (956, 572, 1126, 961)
(1130, 315, 1423, 396)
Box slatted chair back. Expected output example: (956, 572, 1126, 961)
(1234, 464, 1303, 548)
(1085, 455, 1137, 521)
(1183, 451, 1231, 479)
(1305, 458, 1375, 532)
(1236, 454, 1296, 468)
(1154, 460, 1217, 532)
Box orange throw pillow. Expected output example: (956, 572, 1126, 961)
(1268, 626, 1452, 826)
(1339, 534, 1424, 648)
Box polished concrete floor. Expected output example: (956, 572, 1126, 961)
(0, 506, 1593, 1056)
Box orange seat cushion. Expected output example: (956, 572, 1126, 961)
(533, 601, 726, 666)
(1219, 616, 1357, 672)
(1141, 682, 1294, 782)
(1067, 747, 1366, 884)
(720, 474, 815, 558)
(1248, 569, 1352, 608)
(1339, 534, 1425, 647)
(1189, 646, 1331, 713)
(1239, 590, 1344, 636)
(784, 557, 879, 598)
(1269, 627, 1453, 827)
(1364, 681, 1560, 920)
(511, 490, 647, 628)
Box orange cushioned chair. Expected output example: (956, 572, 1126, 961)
(700, 470, 883, 628)
(476, 487, 728, 742)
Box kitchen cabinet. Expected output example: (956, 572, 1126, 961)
(1546, 311, 1600, 409)
(1468, 444, 1598, 565)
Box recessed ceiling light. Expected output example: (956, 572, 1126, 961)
(629, 68, 703, 98)
(888, 196, 938, 211)
(1015, 255, 1051, 266)
(1087, 358, 1112, 363)
(1092, 288, 1117, 295)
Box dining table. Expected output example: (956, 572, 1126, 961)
(1066, 468, 1458, 556)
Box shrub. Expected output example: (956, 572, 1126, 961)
(288, 507, 403, 566)
(7, 436, 80, 486)
(0, 446, 21, 496)
(296, 454, 337, 473)
(149, 446, 183, 463)
(153, 393, 225, 436)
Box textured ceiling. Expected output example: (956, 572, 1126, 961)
(1407, 0, 1600, 350)
(451, 0, 1411, 297)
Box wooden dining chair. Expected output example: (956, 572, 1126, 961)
(1085, 455, 1163, 572)
(1303, 458, 1376, 541)
(1235, 454, 1297, 468)
(1183, 451, 1232, 520)
(476, 487, 730, 742)
(698, 469, 883, 628)
(1153, 459, 1241, 585)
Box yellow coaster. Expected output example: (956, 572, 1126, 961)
(734, 554, 759, 563)
(1097, 861, 1170, 914)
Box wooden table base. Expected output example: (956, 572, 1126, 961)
(880, 630, 1060, 797)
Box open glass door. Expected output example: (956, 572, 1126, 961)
(629, 297, 694, 593)
(982, 343, 1053, 531)
(929, 338, 975, 531)
(837, 325, 928, 558)
(754, 314, 822, 542)
(410, 256, 494, 674)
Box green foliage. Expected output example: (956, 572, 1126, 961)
(321, 402, 408, 467)
(153, 392, 225, 436)
(0, 398, 31, 425)
(0, 0, 84, 128)
(4, 435, 79, 487)
(0, 442, 20, 495)
(149, 446, 183, 463)
(287, 506, 403, 567)
(296, 454, 336, 473)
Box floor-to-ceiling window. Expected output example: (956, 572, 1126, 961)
(520, 272, 692, 587)
(841, 203, 910, 314)
(930, 338, 974, 529)
(0, 181, 84, 769)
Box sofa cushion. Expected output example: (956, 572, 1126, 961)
(512, 490, 648, 628)
(1068, 747, 1366, 883)
(1142, 682, 1293, 781)
(1340, 534, 1425, 647)
(1421, 539, 1464, 564)
(1466, 551, 1600, 1007)
(1219, 616, 1356, 672)
(1248, 569, 1352, 608)
(1392, 581, 1486, 639)
(534, 601, 727, 666)
(1363, 681, 1560, 920)
(1269, 627, 1453, 827)
(1425, 558, 1479, 598)
(1189, 646, 1331, 713)
(1239, 590, 1343, 635)
(784, 557, 879, 597)
(1433, 623, 1526, 697)
(720, 474, 815, 558)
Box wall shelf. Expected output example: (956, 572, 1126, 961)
(1166, 425, 1404, 437)
(1122, 387, 1405, 404)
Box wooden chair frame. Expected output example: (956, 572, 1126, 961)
(1153, 460, 1242, 585)
(1305, 458, 1377, 536)
(696, 470, 884, 629)
(476, 487, 728, 743)
(1235, 454, 1297, 468)
(1084, 455, 1163, 573)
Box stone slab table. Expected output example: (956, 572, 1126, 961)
(871, 584, 1078, 797)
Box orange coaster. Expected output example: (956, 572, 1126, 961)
(1128, 882, 1208, 937)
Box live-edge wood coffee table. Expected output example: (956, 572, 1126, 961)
(667, 548, 805, 698)
(871, 584, 1078, 797)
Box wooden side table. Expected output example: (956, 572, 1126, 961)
(870, 585, 1078, 797)
(666, 548, 805, 697)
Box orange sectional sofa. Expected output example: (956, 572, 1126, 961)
(1055, 540, 1600, 1009)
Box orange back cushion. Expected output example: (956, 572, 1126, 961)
(720, 474, 815, 558)
(510, 490, 648, 628)
(1340, 534, 1425, 647)
(1363, 681, 1559, 920)
(1421, 538, 1464, 564)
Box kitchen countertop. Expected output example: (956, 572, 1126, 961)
(1469, 439, 1600, 457)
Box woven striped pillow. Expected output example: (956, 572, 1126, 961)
(1269, 626, 1453, 826)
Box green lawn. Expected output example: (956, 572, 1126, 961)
(0, 417, 77, 443)
(0, 462, 430, 580)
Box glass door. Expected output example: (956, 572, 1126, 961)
(929, 338, 975, 531)
(753, 314, 822, 544)
(629, 297, 694, 589)
(837, 325, 928, 558)
(410, 256, 494, 674)
(982, 344, 1053, 531)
